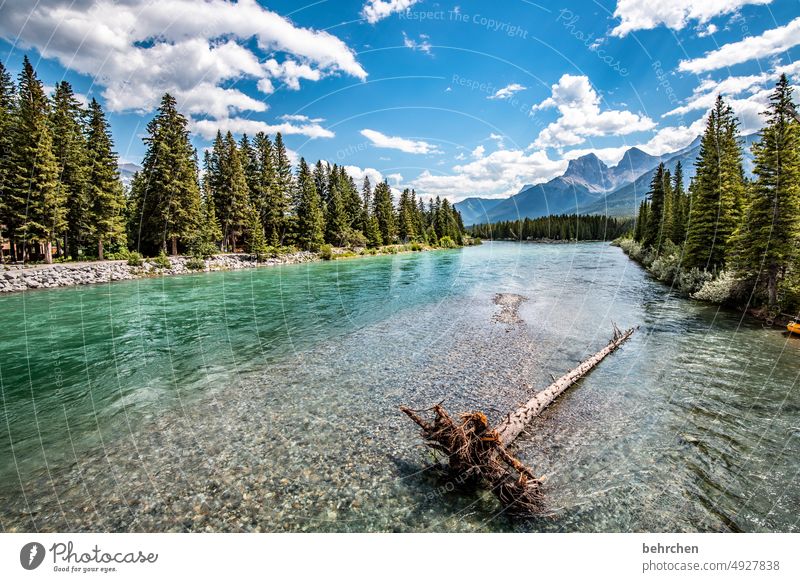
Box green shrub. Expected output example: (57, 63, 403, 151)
(151, 251, 172, 269)
(127, 252, 144, 267)
(692, 270, 744, 304)
(185, 257, 206, 271)
(678, 267, 713, 295)
(320, 244, 334, 261)
(410, 242, 423, 252)
(438, 236, 457, 249)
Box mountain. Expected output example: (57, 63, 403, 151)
(561, 153, 612, 192)
(456, 134, 758, 223)
(455, 197, 504, 226)
(582, 133, 758, 217)
(474, 176, 599, 225)
(609, 147, 660, 186)
(118, 162, 141, 188)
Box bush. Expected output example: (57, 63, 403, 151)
(692, 270, 743, 304)
(677, 267, 713, 295)
(127, 252, 144, 267)
(151, 251, 172, 269)
(438, 236, 457, 249)
(105, 248, 131, 261)
(319, 244, 334, 261)
(410, 242, 424, 252)
(185, 257, 206, 271)
(190, 240, 219, 260)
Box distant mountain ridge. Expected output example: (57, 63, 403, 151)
(456, 134, 756, 223)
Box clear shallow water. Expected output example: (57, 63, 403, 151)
(0, 242, 798, 532)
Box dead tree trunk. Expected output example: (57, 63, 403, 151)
(400, 324, 635, 515)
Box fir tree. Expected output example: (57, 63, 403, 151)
(373, 180, 396, 245)
(684, 96, 746, 270)
(129, 93, 201, 255)
(85, 98, 125, 259)
(8, 56, 63, 263)
(270, 133, 293, 244)
(642, 163, 669, 251)
(668, 161, 687, 244)
(50, 81, 89, 258)
(731, 75, 800, 306)
(295, 158, 325, 250)
(0, 61, 15, 261)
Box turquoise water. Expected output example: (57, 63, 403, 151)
(0, 242, 798, 532)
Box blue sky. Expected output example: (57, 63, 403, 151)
(1, 0, 799, 201)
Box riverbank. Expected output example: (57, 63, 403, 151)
(614, 238, 796, 328)
(0, 243, 463, 294)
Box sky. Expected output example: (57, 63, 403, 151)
(1, 0, 799, 202)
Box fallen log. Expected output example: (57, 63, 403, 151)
(400, 323, 636, 515)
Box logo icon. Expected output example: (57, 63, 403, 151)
(20, 542, 46, 570)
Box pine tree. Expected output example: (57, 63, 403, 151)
(668, 161, 687, 244)
(642, 163, 669, 251)
(85, 98, 125, 259)
(0, 61, 15, 261)
(684, 96, 746, 270)
(731, 75, 800, 307)
(129, 93, 201, 255)
(325, 177, 348, 245)
(50, 81, 89, 258)
(373, 180, 396, 244)
(193, 151, 223, 257)
(268, 133, 293, 245)
(295, 158, 325, 250)
(216, 132, 253, 252)
(8, 56, 63, 263)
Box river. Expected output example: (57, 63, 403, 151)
(0, 242, 798, 532)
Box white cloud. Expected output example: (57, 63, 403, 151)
(611, 0, 772, 37)
(487, 83, 527, 100)
(344, 165, 386, 186)
(362, 0, 419, 24)
(411, 148, 567, 202)
(402, 32, 432, 54)
(697, 23, 718, 37)
(678, 16, 800, 73)
(192, 117, 334, 140)
(0, 0, 366, 124)
(531, 74, 655, 148)
(280, 114, 325, 123)
(386, 173, 404, 184)
(360, 129, 441, 154)
(471, 145, 486, 158)
(664, 72, 770, 117)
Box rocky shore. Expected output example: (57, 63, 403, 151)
(0, 252, 318, 293)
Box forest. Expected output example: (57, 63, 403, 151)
(469, 214, 632, 241)
(623, 76, 800, 315)
(0, 56, 466, 264)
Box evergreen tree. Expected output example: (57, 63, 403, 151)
(668, 161, 687, 244)
(325, 176, 348, 245)
(0, 61, 15, 261)
(270, 133, 293, 244)
(295, 158, 325, 250)
(731, 75, 800, 306)
(85, 98, 125, 259)
(50, 81, 89, 258)
(373, 180, 396, 244)
(213, 132, 252, 252)
(129, 93, 201, 255)
(684, 96, 746, 270)
(8, 56, 63, 263)
(193, 151, 223, 257)
(642, 163, 669, 251)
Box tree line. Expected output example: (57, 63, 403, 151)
(469, 214, 633, 241)
(629, 76, 800, 312)
(0, 56, 467, 264)
(0, 57, 125, 262)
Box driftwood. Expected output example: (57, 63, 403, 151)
(400, 324, 636, 515)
